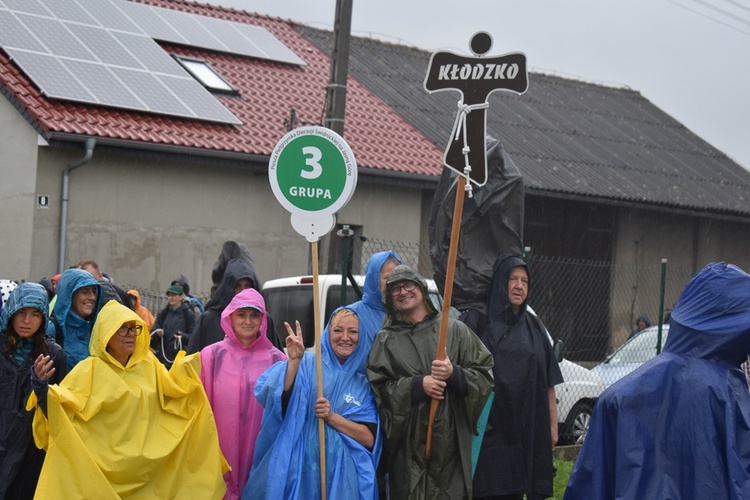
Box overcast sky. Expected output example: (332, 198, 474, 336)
(214, 0, 750, 171)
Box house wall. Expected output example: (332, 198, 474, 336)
(610, 207, 750, 350)
(0, 96, 40, 281)
(29, 146, 422, 294)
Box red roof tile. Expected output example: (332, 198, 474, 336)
(0, 0, 443, 177)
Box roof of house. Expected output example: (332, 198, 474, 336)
(2, 0, 750, 218)
(300, 27, 750, 218)
(0, 0, 442, 178)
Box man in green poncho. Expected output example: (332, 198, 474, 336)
(367, 265, 494, 499)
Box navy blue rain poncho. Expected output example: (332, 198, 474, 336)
(321, 250, 401, 376)
(52, 269, 101, 372)
(245, 308, 381, 500)
(1, 282, 66, 499)
(565, 262, 750, 499)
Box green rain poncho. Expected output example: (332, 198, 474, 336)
(366, 265, 493, 499)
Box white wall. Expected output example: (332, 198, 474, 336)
(30, 147, 423, 294)
(0, 96, 41, 280)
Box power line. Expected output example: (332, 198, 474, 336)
(719, 0, 750, 14)
(668, 0, 750, 35)
(688, 0, 750, 26)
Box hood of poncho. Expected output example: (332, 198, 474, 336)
(219, 288, 267, 348)
(665, 262, 750, 366)
(90, 300, 150, 368)
(0, 282, 49, 334)
(383, 265, 436, 323)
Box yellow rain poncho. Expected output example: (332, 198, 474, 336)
(27, 300, 228, 499)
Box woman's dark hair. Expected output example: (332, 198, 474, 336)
(4, 311, 49, 356)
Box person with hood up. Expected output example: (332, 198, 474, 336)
(127, 289, 155, 331)
(564, 262, 750, 499)
(246, 307, 381, 500)
(187, 258, 282, 353)
(28, 300, 228, 498)
(0, 283, 66, 499)
(52, 268, 101, 372)
(171, 274, 204, 316)
(366, 265, 494, 500)
(468, 255, 563, 500)
(629, 313, 651, 339)
(322, 250, 401, 376)
(151, 285, 195, 369)
(200, 288, 287, 499)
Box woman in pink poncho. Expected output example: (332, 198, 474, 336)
(200, 288, 286, 499)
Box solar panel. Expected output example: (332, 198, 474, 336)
(18, 14, 95, 60)
(75, 0, 141, 33)
(5, 48, 95, 101)
(66, 24, 141, 68)
(112, 0, 305, 66)
(160, 75, 241, 123)
(43, 0, 97, 25)
(110, 67, 192, 116)
(111, 32, 186, 76)
(0, 1, 243, 124)
(115, 1, 186, 45)
(0, 10, 46, 52)
(62, 59, 144, 109)
(0, 0, 306, 124)
(234, 24, 305, 66)
(3, 0, 49, 17)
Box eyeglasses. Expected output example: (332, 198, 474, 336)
(116, 324, 143, 336)
(389, 281, 417, 296)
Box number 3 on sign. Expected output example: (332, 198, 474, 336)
(300, 146, 323, 180)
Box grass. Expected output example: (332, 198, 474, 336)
(553, 459, 574, 499)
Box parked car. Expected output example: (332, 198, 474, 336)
(527, 307, 605, 445)
(261, 276, 604, 445)
(592, 324, 671, 388)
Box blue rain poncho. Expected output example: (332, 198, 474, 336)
(52, 269, 101, 372)
(322, 250, 401, 376)
(244, 309, 381, 500)
(565, 262, 750, 499)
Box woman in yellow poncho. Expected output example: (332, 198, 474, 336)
(28, 300, 228, 499)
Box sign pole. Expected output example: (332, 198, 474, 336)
(422, 32, 529, 460)
(268, 125, 357, 498)
(311, 241, 326, 499)
(425, 175, 466, 460)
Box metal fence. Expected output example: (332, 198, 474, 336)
(350, 237, 695, 365)
(128, 237, 699, 444)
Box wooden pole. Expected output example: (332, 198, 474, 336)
(425, 174, 467, 460)
(312, 241, 327, 498)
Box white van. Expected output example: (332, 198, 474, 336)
(262, 274, 441, 348)
(261, 276, 603, 445)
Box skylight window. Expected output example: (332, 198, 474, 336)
(176, 57, 237, 94)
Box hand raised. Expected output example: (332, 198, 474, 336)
(284, 321, 305, 361)
(33, 354, 56, 381)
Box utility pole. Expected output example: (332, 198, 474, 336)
(324, 0, 353, 137)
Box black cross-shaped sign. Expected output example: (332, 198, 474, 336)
(424, 33, 528, 186)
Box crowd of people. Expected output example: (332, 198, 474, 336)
(1, 247, 749, 499)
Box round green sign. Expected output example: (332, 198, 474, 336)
(269, 126, 357, 219)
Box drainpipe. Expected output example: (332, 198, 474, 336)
(58, 138, 96, 273)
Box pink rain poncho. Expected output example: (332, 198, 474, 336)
(200, 289, 286, 499)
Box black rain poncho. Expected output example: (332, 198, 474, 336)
(367, 266, 493, 499)
(470, 255, 563, 498)
(0, 283, 66, 499)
